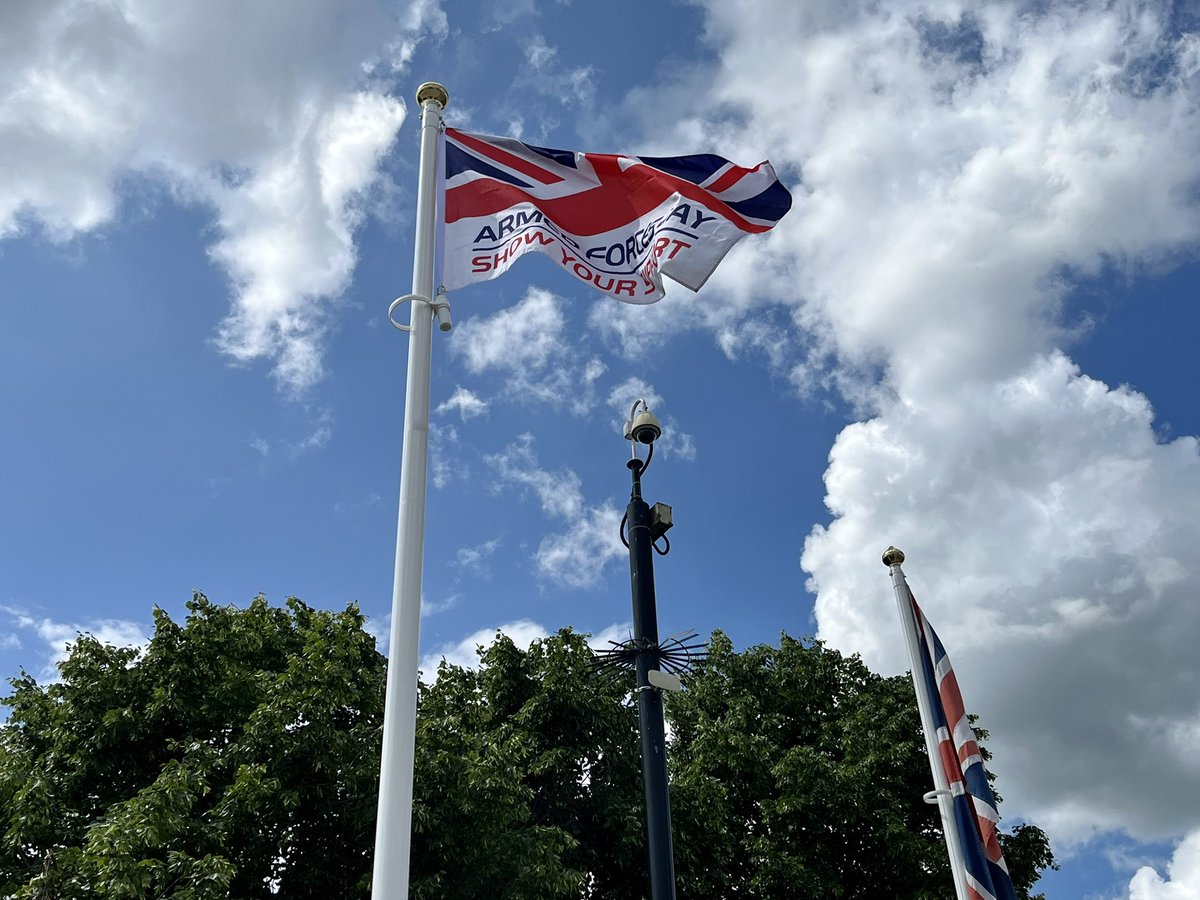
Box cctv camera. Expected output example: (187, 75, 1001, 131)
(629, 410, 662, 444)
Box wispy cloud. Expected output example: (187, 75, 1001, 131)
(435, 385, 489, 421)
(535, 503, 625, 589)
(430, 423, 462, 490)
(287, 407, 334, 456)
(485, 434, 584, 518)
(421, 593, 460, 618)
(454, 537, 502, 577)
(484, 435, 625, 589)
(1, 603, 149, 681)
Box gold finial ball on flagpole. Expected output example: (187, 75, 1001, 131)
(882, 546, 905, 567)
(416, 82, 449, 108)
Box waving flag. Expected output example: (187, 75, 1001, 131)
(441, 128, 792, 303)
(909, 595, 1017, 900)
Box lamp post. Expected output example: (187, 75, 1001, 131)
(592, 401, 705, 899)
(622, 400, 677, 900)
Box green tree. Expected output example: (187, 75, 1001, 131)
(0, 594, 385, 899)
(410, 629, 644, 899)
(665, 631, 1054, 899)
(1, 597, 1054, 899)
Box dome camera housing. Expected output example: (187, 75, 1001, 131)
(629, 410, 662, 444)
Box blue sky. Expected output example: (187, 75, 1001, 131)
(2, 1, 1199, 897)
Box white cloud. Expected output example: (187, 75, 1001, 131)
(450, 286, 605, 412)
(207, 90, 406, 394)
(0, 604, 149, 681)
(524, 34, 557, 69)
(637, 0, 1200, 847)
(588, 622, 633, 651)
(1130, 831, 1200, 899)
(0, 0, 446, 392)
(484, 436, 625, 589)
(452, 286, 568, 375)
(454, 537, 502, 576)
(420, 619, 549, 675)
(658, 0, 1200, 400)
(332, 492, 383, 515)
(435, 386, 489, 421)
(485, 433, 584, 518)
(589, 289, 703, 361)
(429, 422, 462, 490)
(364, 612, 390, 656)
(287, 408, 334, 456)
(536, 503, 626, 589)
(803, 353, 1200, 843)
(421, 593, 459, 618)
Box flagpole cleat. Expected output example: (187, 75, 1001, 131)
(882, 546, 905, 567)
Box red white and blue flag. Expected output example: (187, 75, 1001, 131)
(440, 128, 792, 303)
(909, 596, 1017, 900)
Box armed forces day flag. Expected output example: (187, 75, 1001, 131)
(909, 595, 1017, 900)
(440, 128, 792, 302)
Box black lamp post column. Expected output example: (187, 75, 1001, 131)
(624, 429, 676, 900)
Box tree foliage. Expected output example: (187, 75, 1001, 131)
(0, 595, 383, 899)
(0, 596, 1054, 898)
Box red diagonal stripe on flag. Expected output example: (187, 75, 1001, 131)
(706, 163, 758, 194)
(449, 129, 564, 185)
(940, 669, 968, 730)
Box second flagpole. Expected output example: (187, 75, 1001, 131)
(372, 81, 449, 900)
(884, 547, 970, 900)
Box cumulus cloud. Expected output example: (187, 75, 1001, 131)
(651, 1, 1200, 396)
(599, 0, 1200, 399)
(207, 90, 406, 393)
(0, 0, 446, 392)
(418, 619, 633, 680)
(636, 0, 1200, 847)
(450, 286, 605, 412)
(588, 621, 634, 651)
(420, 619, 549, 674)
(1130, 831, 1200, 899)
(804, 353, 1200, 841)
(453, 286, 568, 374)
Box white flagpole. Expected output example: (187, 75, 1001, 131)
(883, 547, 970, 900)
(372, 81, 449, 900)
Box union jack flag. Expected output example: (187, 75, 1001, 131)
(440, 128, 791, 302)
(908, 595, 1017, 900)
